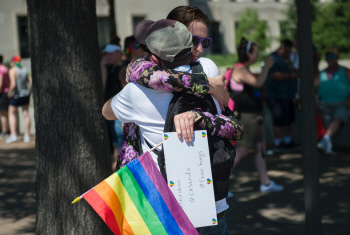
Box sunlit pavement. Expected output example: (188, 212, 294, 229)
(1, 139, 349, 234)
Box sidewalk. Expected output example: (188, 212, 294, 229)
(0, 136, 36, 235)
(226, 148, 350, 234)
(1, 138, 349, 234)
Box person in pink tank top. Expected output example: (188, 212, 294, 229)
(0, 55, 10, 138)
(228, 38, 284, 194)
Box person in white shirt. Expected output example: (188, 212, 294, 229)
(103, 18, 241, 234)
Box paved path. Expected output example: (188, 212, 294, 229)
(1, 138, 349, 234)
(0, 136, 36, 235)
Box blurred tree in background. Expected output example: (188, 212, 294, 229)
(279, 0, 298, 40)
(312, 0, 350, 54)
(281, 0, 350, 56)
(235, 8, 270, 51)
(280, 0, 318, 40)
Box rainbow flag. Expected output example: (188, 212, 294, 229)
(72, 152, 198, 235)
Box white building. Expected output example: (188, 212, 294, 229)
(0, 0, 291, 63)
(0, 0, 290, 135)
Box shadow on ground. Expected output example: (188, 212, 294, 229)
(226, 149, 350, 235)
(0, 139, 36, 235)
(1, 139, 349, 235)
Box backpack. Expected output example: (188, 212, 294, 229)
(148, 62, 236, 201)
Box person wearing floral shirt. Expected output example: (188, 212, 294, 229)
(116, 58, 243, 170)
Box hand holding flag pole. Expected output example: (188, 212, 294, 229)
(72, 115, 202, 204)
(71, 115, 202, 234)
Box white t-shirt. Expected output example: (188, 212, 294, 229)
(111, 57, 228, 213)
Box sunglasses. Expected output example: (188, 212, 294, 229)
(192, 35, 212, 49)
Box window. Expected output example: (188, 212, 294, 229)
(132, 16, 145, 32)
(97, 17, 110, 49)
(17, 16, 30, 58)
(208, 22, 222, 54)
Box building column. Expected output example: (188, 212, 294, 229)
(267, 20, 281, 51)
(221, 18, 236, 54)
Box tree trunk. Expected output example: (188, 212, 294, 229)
(108, 0, 117, 39)
(296, 0, 321, 234)
(26, 0, 113, 234)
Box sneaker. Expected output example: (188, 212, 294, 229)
(0, 132, 7, 139)
(227, 191, 234, 198)
(6, 135, 17, 144)
(318, 137, 333, 155)
(324, 138, 333, 155)
(23, 135, 31, 142)
(260, 180, 284, 193)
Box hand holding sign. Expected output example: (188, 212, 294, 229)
(163, 130, 217, 228)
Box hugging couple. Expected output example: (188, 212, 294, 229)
(102, 6, 243, 235)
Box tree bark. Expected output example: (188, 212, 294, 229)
(296, 0, 322, 234)
(26, 0, 113, 234)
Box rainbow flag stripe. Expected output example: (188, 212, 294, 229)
(83, 152, 197, 235)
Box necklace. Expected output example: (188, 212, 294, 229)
(325, 66, 340, 81)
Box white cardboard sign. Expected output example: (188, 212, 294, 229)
(162, 130, 217, 228)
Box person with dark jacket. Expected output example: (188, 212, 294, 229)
(264, 39, 298, 151)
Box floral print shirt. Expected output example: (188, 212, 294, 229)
(129, 59, 210, 96)
(116, 59, 243, 170)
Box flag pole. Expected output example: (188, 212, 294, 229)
(72, 187, 95, 204)
(72, 115, 202, 204)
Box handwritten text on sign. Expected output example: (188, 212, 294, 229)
(162, 131, 216, 228)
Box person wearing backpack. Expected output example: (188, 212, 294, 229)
(228, 38, 283, 193)
(117, 6, 239, 169)
(103, 19, 243, 235)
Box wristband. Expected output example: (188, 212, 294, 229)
(189, 110, 198, 119)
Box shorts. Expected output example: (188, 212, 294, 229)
(266, 98, 295, 126)
(236, 112, 260, 149)
(108, 119, 124, 149)
(9, 96, 30, 107)
(318, 101, 350, 127)
(0, 93, 10, 111)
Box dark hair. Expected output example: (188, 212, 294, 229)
(154, 48, 192, 69)
(280, 39, 293, 48)
(140, 44, 151, 54)
(166, 6, 210, 28)
(110, 36, 121, 46)
(237, 37, 257, 63)
(124, 36, 136, 50)
(0, 55, 3, 64)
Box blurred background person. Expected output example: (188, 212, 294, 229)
(229, 38, 283, 193)
(100, 41, 124, 169)
(0, 54, 10, 138)
(264, 39, 298, 152)
(290, 36, 321, 100)
(315, 48, 350, 154)
(119, 36, 145, 89)
(6, 55, 32, 143)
